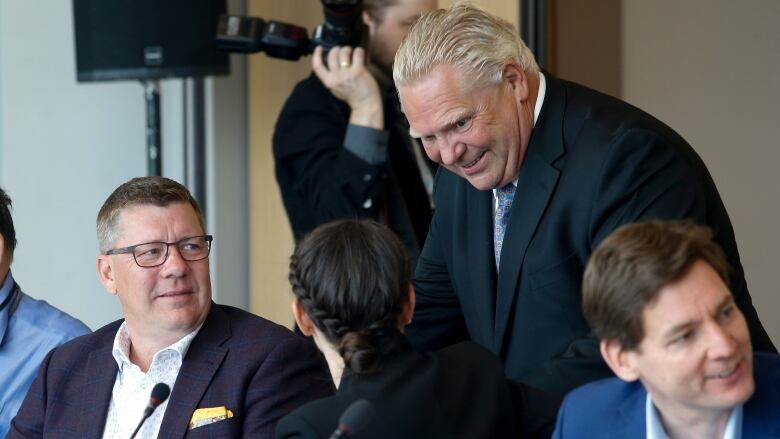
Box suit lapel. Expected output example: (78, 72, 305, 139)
(465, 185, 497, 343)
(78, 326, 120, 438)
(493, 73, 566, 351)
(158, 303, 230, 439)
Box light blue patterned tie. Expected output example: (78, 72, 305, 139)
(494, 183, 516, 270)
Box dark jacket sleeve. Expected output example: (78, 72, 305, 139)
(508, 379, 562, 439)
(273, 74, 391, 239)
(275, 412, 324, 439)
(550, 391, 570, 439)
(587, 127, 774, 353)
(407, 171, 470, 352)
(531, 123, 775, 392)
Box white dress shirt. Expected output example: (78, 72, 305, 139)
(646, 393, 742, 439)
(102, 322, 201, 439)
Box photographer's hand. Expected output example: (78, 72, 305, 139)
(312, 45, 384, 130)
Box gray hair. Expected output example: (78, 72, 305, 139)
(96, 176, 204, 252)
(393, 2, 539, 90)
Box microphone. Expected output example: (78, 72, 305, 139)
(328, 399, 375, 439)
(129, 383, 171, 439)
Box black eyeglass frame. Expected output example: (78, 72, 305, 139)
(105, 234, 213, 268)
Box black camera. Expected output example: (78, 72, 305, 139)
(216, 0, 363, 61)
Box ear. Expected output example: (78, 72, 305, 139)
(96, 254, 118, 296)
(502, 60, 530, 102)
(400, 284, 416, 330)
(291, 298, 316, 336)
(362, 10, 376, 34)
(600, 339, 641, 382)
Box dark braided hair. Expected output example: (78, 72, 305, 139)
(289, 219, 410, 375)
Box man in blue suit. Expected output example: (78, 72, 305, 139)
(553, 221, 780, 438)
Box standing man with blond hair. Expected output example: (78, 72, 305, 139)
(394, 3, 775, 395)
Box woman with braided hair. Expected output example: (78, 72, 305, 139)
(276, 219, 560, 439)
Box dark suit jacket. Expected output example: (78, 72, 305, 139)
(408, 72, 776, 395)
(8, 303, 334, 438)
(275, 334, 560, 439)
(273, 73, 434, 267)
(552, 353, 780, 438)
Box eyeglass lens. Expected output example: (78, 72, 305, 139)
(133, 236, 211, 267)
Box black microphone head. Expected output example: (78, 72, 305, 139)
(337, 399, 374, 436)
(150, 383, 171, 407)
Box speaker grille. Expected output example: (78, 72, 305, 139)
(73, 0, 229, 82)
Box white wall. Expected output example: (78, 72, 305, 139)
(621, 0, 780, 344)
(0, 0, 248, 329)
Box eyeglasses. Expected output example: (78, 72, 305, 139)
(105, 235, 213, 268)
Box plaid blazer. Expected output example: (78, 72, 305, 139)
(7, 303, 334, 438)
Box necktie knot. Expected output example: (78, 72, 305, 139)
(496, 183, 516, 206)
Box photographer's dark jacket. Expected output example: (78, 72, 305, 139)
(273, 73, 435, 266)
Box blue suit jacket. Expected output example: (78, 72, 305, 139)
(552, 353, 780, 438)
(7, 303, 334, 438)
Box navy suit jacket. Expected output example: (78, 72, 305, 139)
(8, 303, 334, 438)
(552, 353, 780, 438)
(408, 72, 775, 395)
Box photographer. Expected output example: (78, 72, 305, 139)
(273, 0, 437, 267)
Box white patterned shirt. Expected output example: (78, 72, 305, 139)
(101, 322, 201, 439)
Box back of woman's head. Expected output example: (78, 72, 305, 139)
(289, 219, 410, 375)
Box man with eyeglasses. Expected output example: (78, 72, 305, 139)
(8, 176, 333, 438)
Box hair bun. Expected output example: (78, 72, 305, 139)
(338, 330, 380, 375)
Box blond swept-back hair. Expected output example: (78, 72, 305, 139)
(96, 176, 204, 252)
(393, 2, 539, 89)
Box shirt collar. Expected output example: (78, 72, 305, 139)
(534, 72, 547, 124)
(111, 321, 202, 372)
(646, 393, 743, 439)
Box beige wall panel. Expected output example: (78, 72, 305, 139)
(248, 2, 322, 327)
(555, 0, 621, 97)
(622, 0, 780, 344)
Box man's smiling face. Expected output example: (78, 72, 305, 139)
(399, 63, 534, 190)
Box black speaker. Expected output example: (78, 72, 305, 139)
(73, 0, 229, 82)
